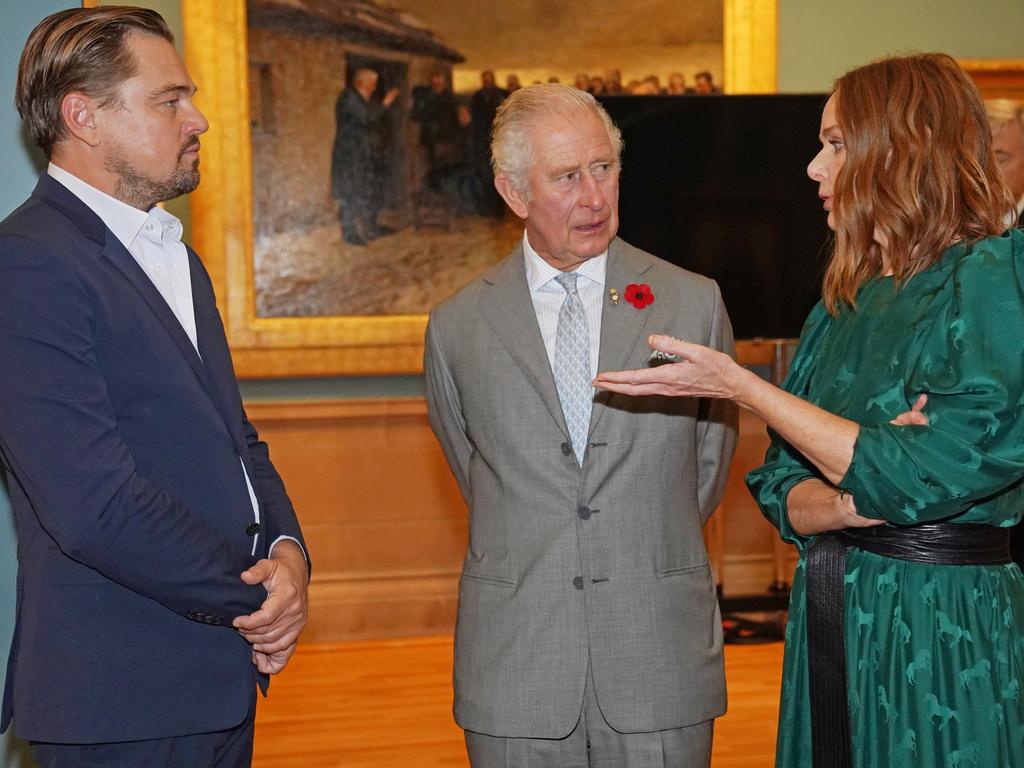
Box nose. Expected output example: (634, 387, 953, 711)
(185, 102, 210, 136)
(807, 148, 827, 182)
(579, 171, 605, 209)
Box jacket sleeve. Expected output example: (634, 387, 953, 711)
(424, 310, 473, 506)
(0, 235, 265, 622)
(695, 281, 739, 525)
(839, 241, 1024, 523)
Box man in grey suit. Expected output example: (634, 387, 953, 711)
(425, 83, 737, 767)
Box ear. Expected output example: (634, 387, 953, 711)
(59, 92, 102, 147)
(494, 173, 529, 219)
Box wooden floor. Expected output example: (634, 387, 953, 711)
(253, 637, 784, 767)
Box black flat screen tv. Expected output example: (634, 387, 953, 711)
(602, 94, 832, 340)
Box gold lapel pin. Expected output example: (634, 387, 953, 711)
(609, 288, 619, 305)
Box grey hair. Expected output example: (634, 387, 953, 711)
(986, 98, 1024, 134)
(490, 83, 623, 194)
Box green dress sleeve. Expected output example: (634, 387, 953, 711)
(840, 233, 1024, 524)
(745, 302, 833, 552)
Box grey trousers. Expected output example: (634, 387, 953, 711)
(465, 664, 714, 768)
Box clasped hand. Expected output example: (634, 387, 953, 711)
(233, 540, 309, 674)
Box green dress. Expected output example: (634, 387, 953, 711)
(746, 230, 1024, 768)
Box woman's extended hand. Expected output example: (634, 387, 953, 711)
(593, 334, 748, 400)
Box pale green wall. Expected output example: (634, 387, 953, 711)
(0, 3, 72, 764)
(779, 0, 1024, 92)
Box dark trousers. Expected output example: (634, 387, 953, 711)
(29, 689, 256, 768)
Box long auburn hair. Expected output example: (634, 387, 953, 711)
(823, 53, 1014, 314)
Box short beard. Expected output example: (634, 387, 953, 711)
(107, 151, 200, 211)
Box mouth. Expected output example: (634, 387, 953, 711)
(574, 218, 608, 234)
(819, 194, 832, 211)
(180, 142, 201, 159)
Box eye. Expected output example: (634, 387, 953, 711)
(560, 171, 579, 183)
(163, 99, 179, 109)
(829, 138, 845, 153)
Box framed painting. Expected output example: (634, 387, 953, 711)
(182, 0, 776, 377)
(960, 59, 1024, 100)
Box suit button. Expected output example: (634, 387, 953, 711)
(246, 523, 261, 536)
(560, 442, 572, 456)
(572, 576, 584, 590)
(577, 506, 591, 520)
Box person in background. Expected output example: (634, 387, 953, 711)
(426, 83, 736, 768)
(331, 66, 399, 244)
(986, 99, 1024, 226)
(605, 69, 623, 95)
(469, 69, 508, 217)
(506, 73, 522, 93)
(0, 7, 309, 767)
(574, 72, 590, 90)
(667, 72, 690, 95)
(411, 71, 459, 205)
(643, 74, 663, 94)
(693, 71, 718, 94)
(596, 53, 1024, 768)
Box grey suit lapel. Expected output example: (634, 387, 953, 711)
(590, 239, 657, 436)
(479, 247, 571, 441)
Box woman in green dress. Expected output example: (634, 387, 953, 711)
(594, 53, 1024, 768)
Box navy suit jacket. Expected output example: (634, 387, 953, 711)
(0, 174, 306, 743)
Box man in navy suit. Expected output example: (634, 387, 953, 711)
(0, 7, 308, 766)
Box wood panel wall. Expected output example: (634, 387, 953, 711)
(247, 399, 793, 642)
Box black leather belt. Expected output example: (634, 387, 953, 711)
(804, 522, 1011, 768)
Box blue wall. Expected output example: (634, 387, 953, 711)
(1, 5, 73, 766)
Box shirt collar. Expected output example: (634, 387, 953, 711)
(47, 163, 182, 251)
(522, 230, 607, 292)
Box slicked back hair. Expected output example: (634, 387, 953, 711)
(16, 6, 173, 158)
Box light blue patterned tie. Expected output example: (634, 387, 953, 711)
(553, 272, 592, 463)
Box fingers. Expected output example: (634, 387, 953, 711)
(647, 334, 694, 358)
(240, 558, 275, 586)
(252, 645, 297, 675)
(888, 393, 930, 426)
(233, 589, 285, 630)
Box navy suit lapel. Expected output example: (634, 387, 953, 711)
(189, 251, 253, 465)
(99, 233, 221, 405)
(32, 175, 236, 440)
(479, 247, 572, 442)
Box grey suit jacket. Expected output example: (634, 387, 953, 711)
(425, 237, 737, 738)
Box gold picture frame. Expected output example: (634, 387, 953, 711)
(959, 59, 1024, 100)
(182, 0, 778, 378)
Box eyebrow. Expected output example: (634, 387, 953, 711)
(549, 157, 616, 177)
(819, 123, 841, 140)
(148, 83, 195, 100)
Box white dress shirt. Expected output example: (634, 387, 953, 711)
(523, 232, 606, 380)
(47, 163, 296, 559)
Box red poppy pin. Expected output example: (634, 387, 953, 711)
(624, 283, 654, 309)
